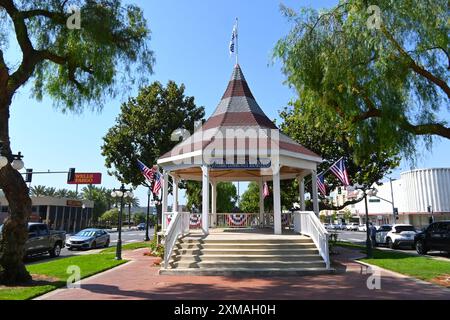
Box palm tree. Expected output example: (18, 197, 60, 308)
(44, 187, 57, 197)
(55, 189, 70, 198)
(125, 195, 140, 228)
(30, 185, 47, 197)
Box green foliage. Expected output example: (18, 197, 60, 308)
(186, 181, 238, 212)
(239, 182, 260, 213)
(279, 99, 400, 209)
(102, 81, 205, 187)
(3, 0, 154, 111)
(274, 0, 450, 161)
(133, 212, 146, 225)
(99, 208, 125, 226)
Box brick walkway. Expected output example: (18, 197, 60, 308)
(37, 248, 450, 300)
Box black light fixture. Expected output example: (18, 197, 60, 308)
(110, 184, 134, 260)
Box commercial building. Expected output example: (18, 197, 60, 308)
(321, 168, 450, 228)
(0, 191, 94, 234)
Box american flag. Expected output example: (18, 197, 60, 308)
(317, 174, 327, 196)
(263, 182, 270, 198)
(330, 158, 350, 186)
(153, 170, 163, 194)
(137, 159, 155, 183)
(229, 19, 237, 54)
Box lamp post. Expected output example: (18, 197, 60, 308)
(0, 145, 25, 171)
(111, 184, 133, 260)
(145, 188, 151, 241)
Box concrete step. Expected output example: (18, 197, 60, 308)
(170, 254, 322, 262)
(172, 248, 319, 255)
(175, 243, 317, 250)
(160, 267, 334, 276)
(169, 260, 326, 269)
(179, 238, 313, 244)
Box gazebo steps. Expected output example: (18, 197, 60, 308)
(174, 243, 317, 250)
(160, 232, 332, 276)
(172, 248, 319, 256)
(170, 254, 322, 262)
(159, 267, 334, 276)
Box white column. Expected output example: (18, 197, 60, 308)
(172, 176, 179, 213)
(259, 178, 264, 226)
(273, 169, 282, 235)
(299, 177, 305, 211)
(312, 170, 319, 216)
(162, 171, 169, 230)
(201, 165, 210, 234)
(211, 181, 217, 227)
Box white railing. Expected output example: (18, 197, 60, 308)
(163, 211, 190, 269)
(293, 211, 330, 269)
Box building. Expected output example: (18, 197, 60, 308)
(0, 191, 94, 233)
(321, 168, 450, 228)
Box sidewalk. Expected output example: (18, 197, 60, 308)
(37, 248, 450, 300)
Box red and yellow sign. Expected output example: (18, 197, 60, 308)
(68, 173, 102, 185)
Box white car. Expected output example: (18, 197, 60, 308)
(346, 223, 359, 231)
(357, 224, 367, 232)
(375, 224, 417, 249)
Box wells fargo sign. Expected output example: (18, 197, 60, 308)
(67, 173, 102, 185)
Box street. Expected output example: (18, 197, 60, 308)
(335, 230, 450, 260)
(25, 229, 153, 265)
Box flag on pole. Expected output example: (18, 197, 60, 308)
(137, 160, 155, 183)
(263, 182, 270, 198)
(330, 158, 350, 186)
(317, 174, 327, 196)
(229, 18, 238, 55)
(153, 171, 163, 194)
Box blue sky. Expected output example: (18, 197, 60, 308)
(4, 0, 450, 206)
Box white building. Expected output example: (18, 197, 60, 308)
(321, 168, 450, 228)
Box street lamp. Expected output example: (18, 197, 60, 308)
(111, 184, 133, 260)
(145, 188, 152, 241)
(0, 144, 25, 171)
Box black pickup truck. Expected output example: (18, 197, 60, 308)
(0, 223, 66, 258)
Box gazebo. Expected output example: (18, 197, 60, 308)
(157, 64, 322, 235)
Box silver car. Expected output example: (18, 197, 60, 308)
(66, 229, 110, 250)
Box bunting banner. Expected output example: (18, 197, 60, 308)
(226, 214, 247, 227)
(189, 214, 202, 228)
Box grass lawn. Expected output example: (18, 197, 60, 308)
(336, 241, 450, 283)
(0, 253, 126, 300)
(100, 241, 151, 254)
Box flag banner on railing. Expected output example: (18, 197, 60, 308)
(189, 214, 202, 228)
(166, 214, 172, 226)
(226, 214, 247, 227)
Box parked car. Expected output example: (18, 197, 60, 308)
(66, 228, 110, 250)
(415, 221, 450, 255)
(0, 223, 66, 258)
(137, 223, 146, 230)
(337, 223, 347, 230)
(346, 223, 359, 231)
(375, 224, 416, 249)
(357, 224, 367, 232)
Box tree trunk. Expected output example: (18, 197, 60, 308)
(0, 96, 32, 285)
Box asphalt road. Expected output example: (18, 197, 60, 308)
(25, 229, 153, 265)
(334, 229, 450, 260)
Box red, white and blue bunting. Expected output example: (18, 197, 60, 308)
(189, 214, 202, 228)
(166, 214, 172, 226)
(226, 214, 247, 227)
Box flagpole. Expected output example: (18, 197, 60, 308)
(235, 17, 239, 65)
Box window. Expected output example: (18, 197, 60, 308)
(37, 224, 49, 236)
(395, 225, 415, 233)
(28, 225, 38, 237)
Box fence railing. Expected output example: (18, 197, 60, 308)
(163, 211, 190, 269)
(293, 211, 330, 269)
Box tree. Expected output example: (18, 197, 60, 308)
(125, 195, 140, 227)
(0, 0, 153, 284)
(102, 81, 204, 226)
(279, 101, 400, 210)
(81, 185, 109, 223)
(186, 181, 237, 213)
(99, 208, 125, 227)
(102, 81, 204, 187)
(239, 182, 259, 213)
(274, 0, 449, 161)
(133, 212, 146, 225)
(29, 185, 47, 197)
